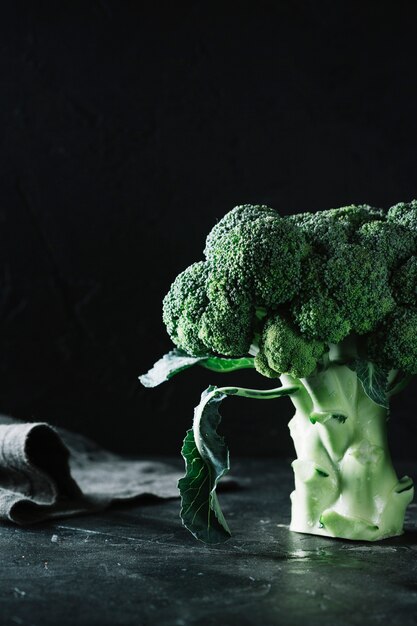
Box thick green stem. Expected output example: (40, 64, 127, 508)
(281, 364, 414, 541)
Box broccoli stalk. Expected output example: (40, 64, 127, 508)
(282, 364, 413, 541)
(141, 342, 414, 543)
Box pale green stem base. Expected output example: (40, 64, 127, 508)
(280, 366, 414, 541)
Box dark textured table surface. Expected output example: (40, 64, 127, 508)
(1, 459, 417, 626)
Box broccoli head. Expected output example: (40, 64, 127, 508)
(162, 200, 417, 379)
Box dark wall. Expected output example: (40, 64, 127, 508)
(1, 1, 417, 458)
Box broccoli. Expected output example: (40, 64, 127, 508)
(141, 201, 417, 544)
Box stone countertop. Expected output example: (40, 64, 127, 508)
(1, 458, 416, 626)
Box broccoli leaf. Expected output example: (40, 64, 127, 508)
(178, 387, 231, 544)
(349, 359, 389, 409)
(139, 350, 207, 388)
(387, 371, 413, 397)
(139, 349, 255, 388)
(179, 382, 300, 543)
(200, 356, 255, 373)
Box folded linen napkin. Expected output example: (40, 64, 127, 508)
(0, 415, 185, 525)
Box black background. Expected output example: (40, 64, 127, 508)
(1, 1, 417, 458)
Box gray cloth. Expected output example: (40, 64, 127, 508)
(0, 415, 184, 525)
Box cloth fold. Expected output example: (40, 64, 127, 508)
(0, 415, 184, 525)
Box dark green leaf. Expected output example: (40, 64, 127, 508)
(200, 356, 255, 373)
(139, 350, 255, 388)
(178, 381, 300, 543)
(178, 387, 231, 544)
(348, 359, 389, 409)
(387, 371, 413, 398)
(139, 349, 208, 388)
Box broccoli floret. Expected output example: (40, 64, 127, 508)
(288, 204, 384, 252)
(293, 294, 351, 343)
(162, 261, 211, 356)
(206, 212, 309, 307)
(163, 261, 256, 357)
(198, 273, 255, 356)
(356, 220, 416, 269)
(291, 254, 351, 342)
(290, 243, 395, 340)
(325, 244, 395, 334)
(369, 307, 417, 373)
(204, 204, 278, 257)
(255, 313, 326, 378)
(391, 256, 417, 306)
(388, 200, 417, 233)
